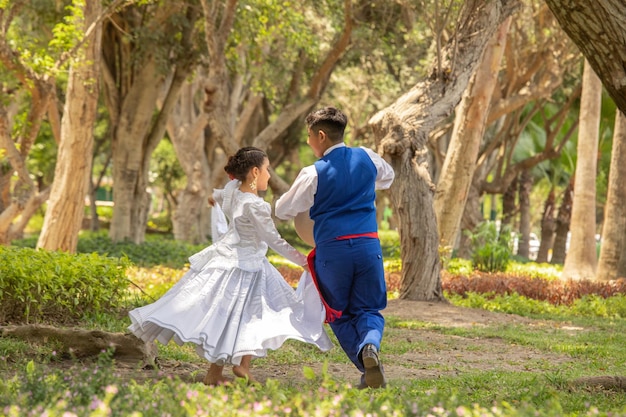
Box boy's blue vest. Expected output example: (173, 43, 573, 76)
(310, 147, 378, 243)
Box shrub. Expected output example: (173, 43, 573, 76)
(0, 246, 132, 325)
(443, 271, 626, 307)
(466, 221, 512, 272)
(12, 232, 207, 269)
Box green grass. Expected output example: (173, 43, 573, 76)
(2, 233, 626, 416)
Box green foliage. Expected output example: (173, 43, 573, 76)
(505, 261, 562, 280)
(48, 0, 84, 58)
(1, 357, 624, 416)
(467, 221, 513, 272)
(446, 258, 473, 275)
(446, 291, 626, 320)
(379, 229, 401, 258)
(76, 233, 206, 268)
(0, 246, 132, 324)
(12, 232, 206, 268)
(150, 139, 185, 205)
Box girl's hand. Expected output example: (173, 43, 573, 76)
(208, 196, 216, 206)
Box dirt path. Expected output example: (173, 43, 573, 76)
(116, 299, 575, 387)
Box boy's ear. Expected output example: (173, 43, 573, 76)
(318, 129, 327, 142)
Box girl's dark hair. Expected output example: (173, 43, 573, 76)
(305, 106, 348, 143)
(224, 147, 267, 181)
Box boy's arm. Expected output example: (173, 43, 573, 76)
(275, 166, 317, 219)
(362, 147, 395, 190)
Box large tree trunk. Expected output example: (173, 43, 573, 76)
(435, 18, 510, 254)
(596, 111, 626, 281)
(562, 60, 601, 280)
(369, 0, 518, 301)
(544, 0, 626, 115)
(37, 1, 102, 253)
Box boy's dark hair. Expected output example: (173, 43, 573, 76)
(224, 147, 267, 182)
(305, 107, 348, 143)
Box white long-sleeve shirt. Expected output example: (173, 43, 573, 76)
(275, 144, 394, 219)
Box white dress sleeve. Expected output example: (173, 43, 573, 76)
(247, 200, 307, 266)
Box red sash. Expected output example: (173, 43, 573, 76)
(307, 232, 378, 323)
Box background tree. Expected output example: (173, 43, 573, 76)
(596, 110, 626, 281)
(561, 60, 601, 280)
(37, 0, 103, 253)
(544, 0, 626, 115)
(102, 1, 201, 244)
(434, 17, 510, 255)
(0, 1, 60, 244)
(369, 0, 518, 301)
(435, 1, 580, 259)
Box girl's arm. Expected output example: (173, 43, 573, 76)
(248, 201, 307, 267)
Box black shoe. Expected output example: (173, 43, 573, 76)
(361, 344, 386, 388)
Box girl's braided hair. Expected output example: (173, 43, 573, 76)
(224, 147, 267, 182)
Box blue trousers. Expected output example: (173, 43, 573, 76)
(314, 237, 387, 372)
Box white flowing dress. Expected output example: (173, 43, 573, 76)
(128, 180, 333, 366)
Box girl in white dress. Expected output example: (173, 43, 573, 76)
(128, 147, 332, 385)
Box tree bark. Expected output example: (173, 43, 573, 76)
(167, 76, 215, 244)
(369, 0, 519, 301)
(596, 111, 626, 281)
(562, 60, 601, 280)
(0, 21, 55, 244)
(517, 170, 532, 259)
(551, 179, 573, 265)
(536, 187, 556, 263)
(37, 0, 102, 253)
(103, 4, 199, 243)
(435, 18, 510, 254)
(544, 0, 626, 115)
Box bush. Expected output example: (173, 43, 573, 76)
(443, 271, 626, 307)
(466, 221, 512, 272)
(0, 246, 132, 325)
(12, 232, 207, 269)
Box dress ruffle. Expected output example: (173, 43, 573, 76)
(128, 262, 332, 365)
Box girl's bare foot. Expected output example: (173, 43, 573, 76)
(232, 365, 257, 383)
(233, 355, 257, 383)
(203, 363, 229, 386)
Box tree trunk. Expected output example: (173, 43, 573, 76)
(536, 187, 556, 263)
(596, 111, 626, 281)
(562, 60, 601, 280)
(102, 4, 199, 244)
(517, 170, 532, 259)
(435, 17, 510, 254)
(369, 0, 518, 301)
(108, 61, 163, 243)
(167, 78, 214, 244)
(501, 174, 518, 227)
(551, 179, 574, 265)
(544, 0, 626, 115)
(0, 50, 54, 244)
(37, 1, 102, 252)
(457, 181, 484, 259)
